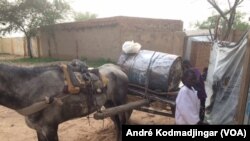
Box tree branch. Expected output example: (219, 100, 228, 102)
(207, 0, 244, 42)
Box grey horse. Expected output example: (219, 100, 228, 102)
(0, 62, 131, 141)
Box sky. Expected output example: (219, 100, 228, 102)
(2, 0, 250, 37)
(70, 0, 250, 30)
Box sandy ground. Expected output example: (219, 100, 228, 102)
(0, 54, 175, 141)
(0, 105, 175, 141)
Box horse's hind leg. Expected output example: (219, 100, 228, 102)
(36, 125, 59, 141)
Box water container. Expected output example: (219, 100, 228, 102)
(117, 50, 182, 92)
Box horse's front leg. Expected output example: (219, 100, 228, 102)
(104, 100, 122, 141)
(36, 125, 59, 141)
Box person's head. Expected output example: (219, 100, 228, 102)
(182, 60, 192, 71)
(203, 67, 208, 73)
(182, 68, 197, 89)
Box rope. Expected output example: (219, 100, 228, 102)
(85, 73, 104, 125)
(144, 51, 157, 100)
(128, 52, 139, 85)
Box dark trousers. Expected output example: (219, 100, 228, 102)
(200, 100, 206, 121)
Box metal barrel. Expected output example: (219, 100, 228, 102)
(118, 50, 182, 92)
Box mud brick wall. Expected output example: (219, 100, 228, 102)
(190, 41, 212, 72)
(38, 16, 185, 61)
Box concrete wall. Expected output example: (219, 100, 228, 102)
(0, 19, 245, 70)
(39, 20, 122, 60)
(0, 37, 39, 57)
(39, 16, 185, 61)
(118, 17, 185, 58)
(0, 38, 3, 53)
(11, 38, 25, 56)
(1, 38, 12, 54)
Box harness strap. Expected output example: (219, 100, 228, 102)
(60, 64, 80, 94)
(16, 95, 69, 116)
(17, 99, 50, 116)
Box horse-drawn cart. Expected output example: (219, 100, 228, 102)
(0, 48, 182, 141)
(94, 48, 182, 121)
(127, 83, 178, 117)
(94, 83, 178, 120)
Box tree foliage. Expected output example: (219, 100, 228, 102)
(195, 0, 249, 42)
(0, 0, 71, 57)
(73, 11, 97, 21)
(195, 12, 250, 31)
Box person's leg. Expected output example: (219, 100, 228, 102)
(200, 99, 205, 121)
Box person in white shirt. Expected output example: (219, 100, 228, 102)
(175, 69, 201, 125)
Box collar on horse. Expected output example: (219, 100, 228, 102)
(16, 60, 109, 116)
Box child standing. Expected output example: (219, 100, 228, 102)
(175, 69, 201, 124)
(182, 60, 207, 122)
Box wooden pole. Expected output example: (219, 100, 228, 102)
(235, 31, 250, 124)
(93, 99, 150, 120)
(136, 106, 174, 117)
